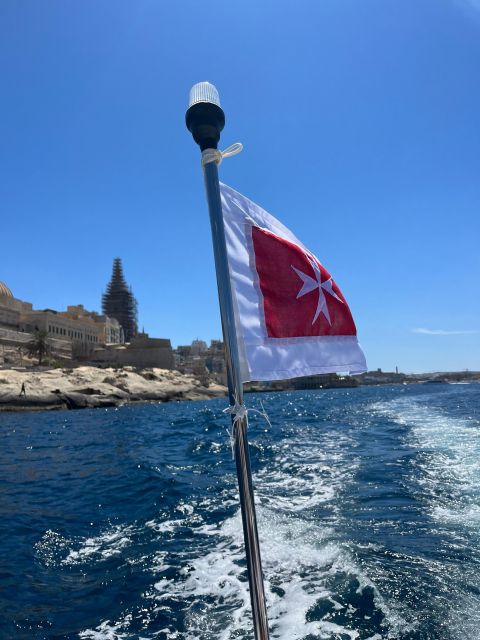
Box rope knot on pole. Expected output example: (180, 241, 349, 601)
(201, 142, 243, 167)
(223, 395, 272, 459)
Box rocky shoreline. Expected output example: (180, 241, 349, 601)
(0, 366, 227, 412)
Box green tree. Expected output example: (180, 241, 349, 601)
(26, 330, 51, 365)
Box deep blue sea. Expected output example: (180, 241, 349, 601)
(1, 383, 480, 639)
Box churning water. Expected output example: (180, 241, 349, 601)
(1, 383, 479, 639)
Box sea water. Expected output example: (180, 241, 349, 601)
(1, 383, 479, 639)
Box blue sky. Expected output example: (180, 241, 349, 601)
(1, 0, 479, 372)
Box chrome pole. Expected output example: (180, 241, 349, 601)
(186, 82, 270, 640)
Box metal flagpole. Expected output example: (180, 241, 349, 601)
(186, 82, 270, 640)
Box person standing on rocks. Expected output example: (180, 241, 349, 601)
(19, 382, 26, 397)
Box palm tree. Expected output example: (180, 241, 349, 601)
(26, 330, 51, 365)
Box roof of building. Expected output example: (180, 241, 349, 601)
(0, 282, 13, 298)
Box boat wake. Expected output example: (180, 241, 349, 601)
(372, 391, 480, 640)
(77, 419, 407, 639)
(17, 386, 480, 639)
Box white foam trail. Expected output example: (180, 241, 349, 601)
(148, 501, 405, 640)
(79, 615, 152, 640)
(79, 418, 408, 639)
(146, 518, 184, 533)
(64, 524, 134, 565)
(34, 524, 135, 567)
(373, 393, 480, 639)
(144, 420, 406, 640)
(373, 396, 480, 528)
(79, 619, 130, 639)
(255, 428, 358, 512)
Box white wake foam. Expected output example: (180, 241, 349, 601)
(35, 523, 135, 567)
(373, 393, 480, 639)
(373, 395, 480, 528)
(79, 416, 409, 639)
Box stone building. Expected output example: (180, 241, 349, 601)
(91, 332, 174, 369)
(0, 281, 123, 362)
(204, 340, 227, 385)
(18, 305, 123, 349)
(174, 339, 227, 385)
(0, 282, 33, 328)
(1, 277, 173, 370)
(60, 305, 123, 345)
(191, 339, 208, 356)
(102, 258, 138, 342)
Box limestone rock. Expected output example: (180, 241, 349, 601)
(0, 366, 226, 412)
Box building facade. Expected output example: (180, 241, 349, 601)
(91, 332, 174, 369)
(174, 339, 227, 385)
(1, 278, 173, 370)
(0, 282, 33, 328)
(0, 282, 123, 361)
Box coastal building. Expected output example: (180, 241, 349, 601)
(91, 332, 174, 369)
(1, 276, 174, 371)
(0, 282, 33, 329)
(174, 339, 227, 385)
(60, 305, 123, 345)
(191, 339, 208, 355)
(19, 305, 123, 349)
(204, 339, 227, 385)
(102, 258, 138, 342)
(0, 281, 124, 362)
(174, 344, 192, 364)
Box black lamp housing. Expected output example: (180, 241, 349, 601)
(186, 82, 225, 151)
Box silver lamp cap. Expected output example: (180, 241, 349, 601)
(188, 82, 221, 108)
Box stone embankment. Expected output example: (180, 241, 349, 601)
(0, 366, 227, 412)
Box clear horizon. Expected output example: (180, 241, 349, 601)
(1, 1, 479, 373)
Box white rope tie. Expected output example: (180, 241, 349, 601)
(223, 395, 272, 459)
(201, 142, 243, 167)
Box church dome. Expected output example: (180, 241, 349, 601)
(0, 282, 13, 298)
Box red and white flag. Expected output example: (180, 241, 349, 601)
(220, 183, 367, 382)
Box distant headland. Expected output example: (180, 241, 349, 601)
(245, 369, 480, 393)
